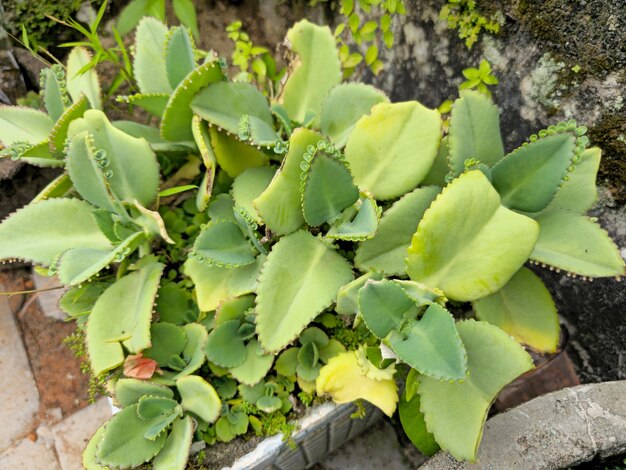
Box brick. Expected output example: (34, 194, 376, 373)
(52, 398, 111, 470)
(0, 438, 60, 470)
(0, 292, 40, 452)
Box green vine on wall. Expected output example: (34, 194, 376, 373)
(439, 0, 504, 48)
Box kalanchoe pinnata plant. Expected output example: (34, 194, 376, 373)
(0, 15, 623, 469)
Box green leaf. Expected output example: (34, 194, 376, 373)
(358, 279, 417, 338)
(542, 147, 600, 214)
(86, 261, 164, 375)
(68, 110, 159, 207)
(143, 323, 187, 366)
(0, 106, 53, 146)
(0, 199, 112, 266)
(116, 0, 156, 36)
(161, 60, 224, 141)
(161, 323, 208, 380)
(254, 128, 320, 235)
(117, 93, 170, 117)
(302, 154, 359, 226)
(326, 196, 380, 241)
(335, 271, 383, 316)
(114, 378, 174, 407)
(49, 94, 89, 156)
(152, 416, 194, 470)
(158, 185, 197, 197)
(176, 375, 221, 423)
(137, 395, 179, 421)
(96, 404, 167, 466)
(473, 267, 559, 353)
(41, 67, 67, 121)
(205, 319, 248, 368)
(491, 133, 576, 212)
(448, 90, 504, 176)
(320, 83, 389, 147)
(256, 231, 354, 352)
(406, 171, 539, 301)
(193, 220, 256, 267)
(59, 282, 106, 318)
(165, 26, 196, 89)
(421, 136, 449, 187)
(345, 102, 441, 199)
(191, 81, 277, 145)
(388, 304, 467, 380)
(231, 166, 275, 223)
(208, 127, 269, 178)
(280, 20, 341, 125)
(133, 17, 172, 94)
(215, 410, 248, 442)
(156, 283, 190, 325)
(82, 424, 108, 470)
(66, 47, 102, 109)
(57, 232, 145, 286)
(365, 45, 378, 65)
(531, 210, 625, 277)
(172, 0, 200, 39)
(215, 295, 255, 324)
(275, 347, 299, 376)
(229, 340, 275, 386)
(184, 254, 265, 311)
(355, 186, 439, 275)
(398, 390, 439, 457)
(191, 115, 217, 211)
(418, 320, 534, 462)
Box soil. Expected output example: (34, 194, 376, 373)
(1, 269, 91, 423)
(573, 454, 626, 469)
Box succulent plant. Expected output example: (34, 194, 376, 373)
(0, 14, 623, 469)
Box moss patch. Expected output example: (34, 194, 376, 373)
(588, 113, 626, 203)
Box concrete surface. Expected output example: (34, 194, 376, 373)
(422, 381, 626, 469)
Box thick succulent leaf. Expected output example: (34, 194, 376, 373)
(491, 133, 576, 212)
(316, 350, 398, 417)
(406, 171, 539, 301)
(279, 20, 341, 125)
(418, 320, 534, 462)
(86, 261, 164, 375)
(0, 199, 112, 265)
(82, 424, 107, 470)
(68, 110, 159, 206)
(335, 271, 383, 316)
(191, 115, 217, 211)
(165, 26, 196, 89)
(275, 347, 299, 376)
(229, 340, 275, 386)
(345, 102, 441, 199)
(137, 395, 179, 420)
(355, 186, 439, 275)
(254, 128, 320, 234)
(114, 378, 174, 407)
(208, 127, 269, 178)
(143, 323, 187, 366)
(66, 132, 123, 213)
(57, 232, 145, 286)
(192, 220, 256, 267)
(231, 166, 275, 223)
(302, 154, 359, 226)
(256, 231, 354, 352)
(117, 93, 170, 117)
(15, 140, 60, 167)
(152, 416, 193, 470)
(205, 320, 247, 368)
(156, 283, 190, 325)
(184, 255, 265, 311)
(326, 197, 380, 241)
(0, 106, 53, 145)
(398, 390, 439, 457)
(421, 136, 450, 187)
(320, 83, 388, 147)
(41, 67, 68, 121)
(32, 173, 73, 202)
(473, 267, 559, 353)
(95, 404, 167, 467)
(49, 94, 89, 156)
(161, 60, 224, 141)
(393, 280, 447, 306)
(160, 323, 208, 381)
(531, 210, 625, 277)
(176, 375, 221, 423)
(191, 81, 277, 145)
(388, 304, 467, 380)
(66, 47, 102, 109)
(215, 295, 255, 325)
(448, 90, 504, 176)
(358, 279, 417, 338)
(542, 147, 600, 214)
(133, 17, 172, 94)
